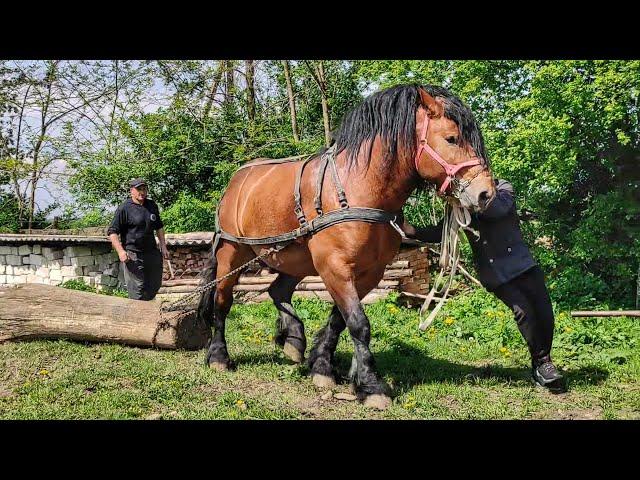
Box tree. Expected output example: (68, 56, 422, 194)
(282, 60, 300, 142)
(244, 60, 256, 123)
(304, 60, 331, 147)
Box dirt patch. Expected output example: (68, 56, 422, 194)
(0, 387, 15, 399)
(439, 394, 460, 410)
(554, 406, 603, 420)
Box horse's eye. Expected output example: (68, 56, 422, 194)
(446, 136, 457, 144)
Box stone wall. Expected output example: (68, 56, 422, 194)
(0, 244, 123, 293)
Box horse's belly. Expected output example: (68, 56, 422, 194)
(258, 241, 317, 278)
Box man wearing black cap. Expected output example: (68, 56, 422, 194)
(107, 178, 170, 300)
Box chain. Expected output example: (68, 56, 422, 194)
(159, 245, 284, 313)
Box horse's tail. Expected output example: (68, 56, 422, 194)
(197, 235, 220, 328)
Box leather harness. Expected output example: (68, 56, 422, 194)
(214, 145, 403, 251)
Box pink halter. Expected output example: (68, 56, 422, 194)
(414, 114, 483, 195)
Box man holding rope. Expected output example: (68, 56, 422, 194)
(403, 179, 566, 393)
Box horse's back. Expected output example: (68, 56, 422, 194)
(218, 160, 301, 238)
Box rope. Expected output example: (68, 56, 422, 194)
(418, 201, 478, 331)
(159, 245, 285, 313)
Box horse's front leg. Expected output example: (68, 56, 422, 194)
(320, 268, 391, 410)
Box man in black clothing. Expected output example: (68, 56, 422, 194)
(403, 179, 566, 393)
(107, 178, 170, 301)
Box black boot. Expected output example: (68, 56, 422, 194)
(532, 358, 566, 393)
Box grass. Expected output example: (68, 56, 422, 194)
(0, 289, 638, 419)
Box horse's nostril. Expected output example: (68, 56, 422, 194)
(479, 190, 490, 203)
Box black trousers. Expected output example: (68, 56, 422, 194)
(491, 266, 555, 365)
(123, 249, 163, 301)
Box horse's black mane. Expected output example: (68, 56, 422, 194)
(332, 83, 489, 170)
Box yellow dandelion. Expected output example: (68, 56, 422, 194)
(39, 369, 49, 376)
(564, 326, 573, 333)
(499, 347, 507, 353)
(444, 317, 454, 325)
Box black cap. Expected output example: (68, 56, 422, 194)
(129, 178, 147, 188)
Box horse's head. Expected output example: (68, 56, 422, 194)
(414, 87, 495, 212)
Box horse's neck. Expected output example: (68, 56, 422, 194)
(336, 151, 418, 212)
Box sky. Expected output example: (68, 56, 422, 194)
(5, 63, 172, 220)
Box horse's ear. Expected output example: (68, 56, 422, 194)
(418, 88, 444, 118)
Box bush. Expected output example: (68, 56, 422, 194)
(61, 279, 128, 298)
(58, 207, 112, 229)
(161, 193, 217, 233)
(0, 193, 20, 233)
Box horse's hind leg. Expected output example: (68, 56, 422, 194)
(203, 241, 256, 371)
(307, 305, 345, 389)
(269, 273, 306, 363)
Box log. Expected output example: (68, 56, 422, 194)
(389, 260, 409, 269)
(0, 284, 211, 350)
(162, 278, 201, 287)
(570, 310, 640, 318)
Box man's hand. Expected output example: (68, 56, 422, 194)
(160, 245, 170, 260)
(118, 250, 129, 263)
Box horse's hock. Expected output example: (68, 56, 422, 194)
(0, 231, 431, 303)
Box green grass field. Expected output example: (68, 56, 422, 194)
(1, 289, 638, 419)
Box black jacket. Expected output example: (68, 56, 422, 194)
(407, 179, 537, 290)
(107, 198, 164, 253)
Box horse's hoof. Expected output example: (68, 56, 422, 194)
(283, 342, 304, 363)
(311, 374, 336, 389)
(209, 361, 231, 372)
(363, 394, 392, 410)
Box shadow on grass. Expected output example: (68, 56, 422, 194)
(213, 340, 610, 394)
(331, 340, 610, 394)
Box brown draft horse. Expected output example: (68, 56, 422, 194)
(197, 84, 496, 409)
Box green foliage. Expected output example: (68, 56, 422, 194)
(61, 279, 128, 298)
(0, 192, 20, 233)
(56, 207, 111, 230)
(358, 60, 640, 308)
(161, 192, 217, 233)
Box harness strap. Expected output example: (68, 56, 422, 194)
(326, 146, 349, 208)
(314, 151, 330, 214)
(217, 207, 402, 246)
(293, 155, 314, 226)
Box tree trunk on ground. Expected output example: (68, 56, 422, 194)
(244, 60, 256, 122)
(282, 60, 300, 141)
(0, 284, 211, 350)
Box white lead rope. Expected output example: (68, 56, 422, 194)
(418, 201, 478, 331)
